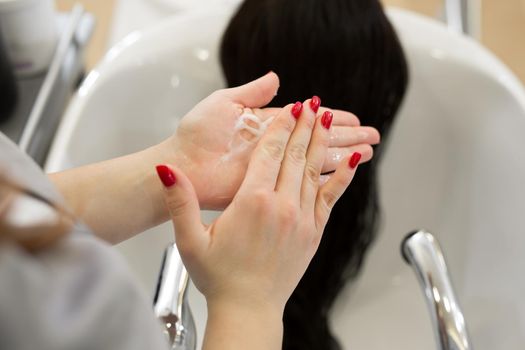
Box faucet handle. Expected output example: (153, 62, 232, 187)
(401, 230, 473, 350)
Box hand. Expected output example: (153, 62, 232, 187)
(48, 73, 377, 245)
(160, 72, 379, 210)
(156, 99, 364, 314)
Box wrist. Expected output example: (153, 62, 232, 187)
(204, 297, 284, 350)
(207, 296, 285, 320)
(139, 139, 188, 224)
(153, 137, 215, 208)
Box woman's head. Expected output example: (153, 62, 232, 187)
(221, 1, 408, 349)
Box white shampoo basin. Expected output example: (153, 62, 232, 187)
(46, 7, 525, 350)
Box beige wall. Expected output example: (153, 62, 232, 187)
(383, 0, 441, 16)
(57, 0, 525, 83)
(482, 0, 525, 82)
(384, 0, 525, 83)
(55, 0, 116, 71)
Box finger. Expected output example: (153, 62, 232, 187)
(300, 110, 333, 212)
(321, 144, 374, 174)
(224, 71, 280, 107)
(325, 108, 360, 126)
(254, 106, 374, 172)
(258, 107, 360, 127)
(275, 99, 318, 198)
(155, 165, 207, 256)
(239, 103, 298, 191)
(319, 174, 331, 186)
(329, 126, 380, 148)
(315, 152, 362, 232)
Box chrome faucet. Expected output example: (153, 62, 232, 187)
(154, 243, 196, 350)
(401, 230, 473, 350)
(444, 0, 479, 37)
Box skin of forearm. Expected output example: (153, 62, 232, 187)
(203, 300, 283, 350)
(48, 140, 178, 243)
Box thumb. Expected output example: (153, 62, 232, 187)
(225, 71, 280, 107)
(155, 165, 206, 255)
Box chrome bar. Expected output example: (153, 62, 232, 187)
(18, 5, 85, 152)
(444, 0, 480, 37)
(401, 230, 473, 350)
(154, 243, 196, 350)
(445, 0, 467, 34)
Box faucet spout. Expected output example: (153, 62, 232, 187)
(401, 230, 473, 350)
(154, 243, 196, 350)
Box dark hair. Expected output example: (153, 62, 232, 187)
(220, 1, 408, 349)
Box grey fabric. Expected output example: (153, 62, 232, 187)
(0, 133, 169, 350)
(0, 133, 62, 204)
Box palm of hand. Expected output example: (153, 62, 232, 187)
(172, 93, 272, 209)
(165, 73, 378, 210)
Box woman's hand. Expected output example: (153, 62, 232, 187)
(49, 73, 377, 245)
(156, 99, 364, 349)
(160, 72, 378, 209)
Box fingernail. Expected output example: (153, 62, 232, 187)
(309, 96, 321, 113)
(291, 102, 303, 119)
(321, 111, 333, 130)
(156, 165, 176, 187)
(349, 152, 362, 169)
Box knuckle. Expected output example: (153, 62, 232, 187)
(316, 132, 330, 148)
(166, 196, 191, 218)
(279, 111, 296, 133)
(304, 162, 320, 185)
(320, 189, 340, 211)
(261, 138, 286, 162)
(278, 200, 300, 231)
(250, 189, 273, 210)
(303, 113, 316, 129)
(335, 174, 350, 188)
(304, 115, 317, 130)
(286, 143, 307, 165)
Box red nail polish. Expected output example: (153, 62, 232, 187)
(291, 102, 303, 119)
(349, 152, 362, 169)
(321, 111, 333, 130)
(156, 165, 176, 187)
(310, 96, 321, 113)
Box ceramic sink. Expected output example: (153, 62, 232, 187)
(46, 7, 525, 349)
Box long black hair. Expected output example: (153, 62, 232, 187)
(221, 1, 408, 349)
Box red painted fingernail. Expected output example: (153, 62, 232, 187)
(156, 165, 177, 187)
(349, 152, 362, 169)
(321, 111, 333, 130)
(291, 102, 303, 119)
(309, 96, 321, 113)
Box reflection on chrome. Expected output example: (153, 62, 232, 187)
(402, 230, 473, 350)
(154, 243, 196, 350)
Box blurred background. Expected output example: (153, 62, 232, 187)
(55, 0, 525, 82)
(2, 0, 522, 167)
